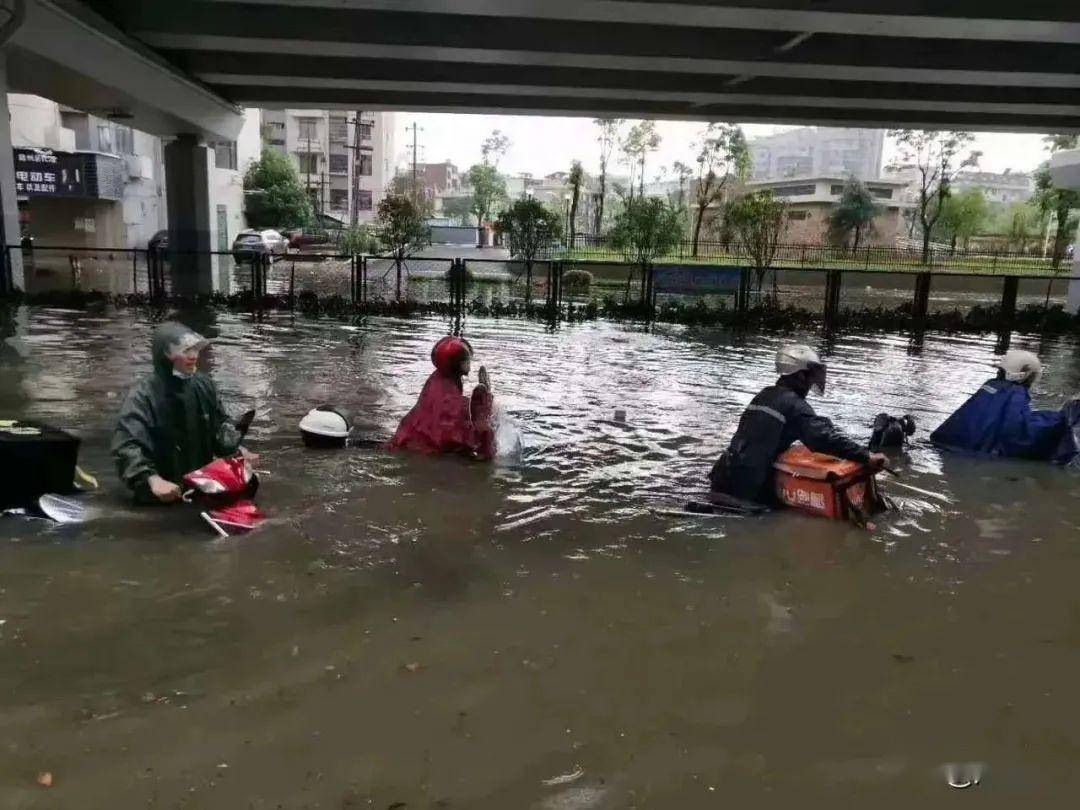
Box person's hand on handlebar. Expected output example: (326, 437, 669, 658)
(868, 452, 888, 470)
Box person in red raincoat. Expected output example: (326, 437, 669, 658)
(388, 336, 496, 460)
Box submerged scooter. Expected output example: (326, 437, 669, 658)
(181, 410, 264, 537)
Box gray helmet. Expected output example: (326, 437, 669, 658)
(776, 344, 827, 395)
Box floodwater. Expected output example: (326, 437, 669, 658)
(3, 307, 1080, 808)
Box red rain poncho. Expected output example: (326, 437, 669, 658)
(388, 337, 496, 460)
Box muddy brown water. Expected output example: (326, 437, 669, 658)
(2, 307, 1080, 808)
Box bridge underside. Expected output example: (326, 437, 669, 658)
(78, 0, 1079, 133)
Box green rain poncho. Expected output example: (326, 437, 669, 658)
(111, 322, 241, 502)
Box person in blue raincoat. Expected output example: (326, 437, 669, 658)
(930, 349, 1080, 463)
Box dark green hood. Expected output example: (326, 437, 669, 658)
(150, 321, 207, 379)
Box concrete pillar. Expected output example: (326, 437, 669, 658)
(0, 52, 25, 291)
(164, 134, 214, 295)
(1068, 218, 1080, 315)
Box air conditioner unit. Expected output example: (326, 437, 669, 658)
(126, 155, 153, 180)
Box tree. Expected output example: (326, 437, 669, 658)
(340, 224, 380, 255)
(480, 129, 511, 167)
(726, 190, 788, 299)
(1033, 134, 1080, 270)
(690, 123, 749, 257)
(440, 196, 474, 227)
(608, 197, 683, 305)
(467, 163, 507, 246)
(888, 129, 981, 264)
(495, 198, 560, 304)
(593, 117, 623, 233)
(620, 121, 661, 200)
(670, 161, 694, 211)
(243, 148, 313, 229)
(1001, 202, 1040, 252)
(826, 177, 880, 251)
(936, 188, 989, 252)
(375, 195, 430, 300)
(567, 161, 584, 248)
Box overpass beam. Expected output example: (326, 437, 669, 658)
(164, 135, 215, 295)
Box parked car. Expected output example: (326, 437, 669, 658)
(232, 229, 288, 264)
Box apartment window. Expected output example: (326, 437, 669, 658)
(329, 117, 348, 143)
(357, 189, 373, 211)
(97, 123, 113, 153)
(329, 189, 348, 209)
(868, 187, 893, 199)
(328, 153, 349, 175)
(114, 125, 134, 155)
(788, 210, 810, 220)
(214, 141, 238, 170)
(771, 183, 816, 197)
(358, 122, 373, 141)
(830, 184, 845, 195)
(358, 153, 373, 176)
(297, 119, 319, 142)
(296, 153, 319, 175)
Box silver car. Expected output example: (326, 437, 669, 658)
(232, 229, 288, 264)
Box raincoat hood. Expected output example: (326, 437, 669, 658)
(151, 322, 209, 379)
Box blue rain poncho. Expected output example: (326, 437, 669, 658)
(930, 378, 1080, 464)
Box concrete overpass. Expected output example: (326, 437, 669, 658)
(0, 0, 1078, 291)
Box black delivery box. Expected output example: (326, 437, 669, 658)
(0, 421, 80, 509)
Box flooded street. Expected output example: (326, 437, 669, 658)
(3, 307, 1080, 808)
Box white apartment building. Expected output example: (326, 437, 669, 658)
(261, 109, 397, 225)
(749, 127, 885, 182)
(7, 93, 260, 251)
(953, 170, 1034, 205)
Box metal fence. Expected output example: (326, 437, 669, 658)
(556, 234, 1066, 276)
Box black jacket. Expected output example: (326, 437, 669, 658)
(111, 323, 240, 502)
(710, 379, 870, 504)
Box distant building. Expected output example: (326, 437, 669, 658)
(749, 128, 885, 182)
(393, 160, 464, 205)
(8, 93, 259, 251)
(747, 175, 911, 245)
(261, 109, 397, 224)
(953, 170, 1033, 205)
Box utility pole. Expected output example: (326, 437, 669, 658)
(405, 121, 422, 203)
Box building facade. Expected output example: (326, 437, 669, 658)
(261, 108, 397, 225)
(749, 128, 885, 182)
(9, 93, 260, 252)
(952, 170, 1033, 205)
(747, 176, 911, 245)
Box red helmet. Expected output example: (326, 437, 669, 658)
(431, 336, 473, 375)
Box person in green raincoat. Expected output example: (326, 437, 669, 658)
(111, 322, 257, 504)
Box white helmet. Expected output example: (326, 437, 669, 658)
(776, 344, 827, 394)
(996, 349, 1042, 386)
(299, 406, 352, 448)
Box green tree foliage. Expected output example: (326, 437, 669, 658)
(726, 190, 788, 297)
(375, 195, 430, 300)
(440, 196, 474, 227)
(997, 202, 1041, 252)
(567, 161, 585, 247)
(495, 198, 560, 302)
(1033, 134, 1080, 270)
(340, 223, 380, 255)
(467, 162, 507, 236)
(826, 177, 880, 251)
(888, 129, 981, 263)
(592, 117, 623, 233)
(936, 188, 989, 252)
(480, 129, 512, 167)
(609, 197, 683, 271)
(620, 121, 661, 199)
(691, 123, 749, 257)
(243, 148, 313, 229)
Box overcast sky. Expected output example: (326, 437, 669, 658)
(395, 113, 1051, 180)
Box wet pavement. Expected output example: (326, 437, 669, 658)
(2, 307, 1080, 807)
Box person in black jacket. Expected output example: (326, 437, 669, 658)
(112, 322, 257, 504)
(710, 345, 886, 505)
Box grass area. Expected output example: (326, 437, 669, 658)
(559, 249, 1065, 278)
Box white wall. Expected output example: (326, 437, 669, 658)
(7, 93, 74, 150)
(211, 108, 261, 250)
